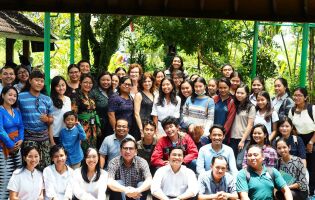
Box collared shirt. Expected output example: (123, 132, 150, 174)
(107, 156, 151, 188)
(198, 170, 236, 195)
(272, 93, 289, 113)
(249, 94, 257, 106)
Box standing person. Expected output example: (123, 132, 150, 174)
(229, 71, 242, 96)
(111, 74, 120, 93)
(0, 66, 16, 93)
(43, 145, 73, 200)
(172, 70, 185, 92)
(19, 70, 54, 170)
(230, 84, 255, 158)
(0, 86, 24, 199)
(77, 59, 91, 75)
(115, 67, 127, 78)
(66, 64, 81, 104)
(72, 148, 108, 200)
(164, 55, 188, 78)
(289, 87, 315, 196)
(213, 78, 236, 144)
(273, 78, 294, 120)
(208, 78, 218, 97)
(50, 76, 71, 145)
(128, 63, 143, 98)
(221, 64, 234, 79)
(72, 74, 101, 152)
(182, 77, 215, 136)
(153, 70, 165, 95)
(151, 77, 181, 135)
(249, 76, 265, 106)
(14, 65, 29, 93)
(179, 80, 193, 109)
(7, 146, 44, 200)
(134, 73, 154, 137)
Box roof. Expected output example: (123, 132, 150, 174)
(0, 0, 315, 22)
(0, 11, 56, 42)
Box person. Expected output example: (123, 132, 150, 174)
(14, 65, 29, 93)
(190, 74, 199, 82)
(50, 75, 71, 145)
(60, 111, 86, 169)
(182, 77, 215, 136)
(128, 63, 143, 98)
(153, 70, 165, 95)
(19, 70, 54, 170)
(198, 156, 238, 200)
(230, 84, 255, 158)
(207, 78, 218, 97)
(111, 73, 120, 92)
(99, 118, 134, 169)
(134, 72, 154, 136)
(0, 66, 16, 93)
(236, 144, 293, 200)
(152, 77, 181, 135)
(275, 138, 309, 200)
(272, 78, 294, 120)
(7, 146, 44, 200)
(249, 76, 265, 106)
(65, 64, 81, 103)
(151, 146, 198, 200)
(107, 138, 152, 200)
(221, 64, 234, 79)
(254, 91, 279, 141)
(164, 55, 188, 78)
(172, 70, 185, 92)
(115, 67, 127, 78)
(179, 80, 193, 109)
(72, 147, 108, 200)
(242, 124, 278, 168)
(77, 59, 91, 75)
(196, 124, 238, 176)
(288, 87, 315, 196)
(72, 74, 101, 152)
(151, 116, 198, 171)
(213, 78, 236, 144)
(229, 71, 242, 96)
(43, 145, 73, 200)
(0, 86, 23, 199)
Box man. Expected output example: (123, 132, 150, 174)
(151, 116, 198, 171)
(198, 156, 238, 200)
(151, 146, 198, 200)
(236, 145, 293, 200)
(221, 64, 234, 79)
(77, 59, 91, 74)
(99, 118, 134, 168)
(196, 125, 238, 176)
(0, 66, 16, 93)
(107, 138, 152, 200)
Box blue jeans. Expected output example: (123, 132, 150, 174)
(109, 180, 148, 200)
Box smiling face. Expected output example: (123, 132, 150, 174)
(129, 67, 140, 81)
(256, 95, 268, 110)
(17, 68, 29, 83)
(218, 81, 230, 98)
(55, 79, 67, 96)
(276, 140, 290, 159)
(111, 75, 119, 89)
(2, 68, 15, 86)
(221, 65, 233, 78)
(172, 57, 182, 70)
(99, 74, 111, 90)
(247, 146, 264, 170)
(121, 141, 137, 163)
(115, 119, 129, 139)
(169, 148, 184, 168)
(119, 78, 132, 94)
(208, 80, 218, 95)
(194, 81, 206, 96)
(116, 69, 126, 78)
(293, 90, 306, 107)
(274, 80, 286, 97)
(79, 62, 90, 74)
(278, 121, 292, 138)
(252, 127, 266, 145)
(68, 67, 81, 82)
(163, 123, 179, 140)
(24, 149, 40, 171)
(52, 149, 67, 167)
(85, 148, 99, 170)
(252, 80, 264, 95)
(161, 79, 173, 95)
(155, 72, 165, 86)
(235, 87, 247, 102)
(230, 77, 241, 90)
(142, 77, 153, 91)
(211, 158, 228, 181)
(210, 128, 225, 146)
(2, 88, 17, 106)
(29, 77, 44, 93)
(181, 82, 192, 98)
(80, 77, 93, 93)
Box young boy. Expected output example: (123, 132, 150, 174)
(59, 111, 86, 169)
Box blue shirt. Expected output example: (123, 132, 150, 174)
(214, 98, 228, 126)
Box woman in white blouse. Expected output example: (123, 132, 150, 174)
(7, 146, 44, 200)
(73, 148, 108, 200)
(43, 145, 73, 200)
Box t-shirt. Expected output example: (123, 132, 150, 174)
(254, 110, 279, 134)
(52, 96, 71, 137)
(231, 105, 256, 139)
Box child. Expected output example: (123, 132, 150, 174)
(60, 111, 86, 169)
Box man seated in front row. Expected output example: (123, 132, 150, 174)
(151, 116, 198, 171)
(151, 146, 199, 200)
(198, 156, 238, 200)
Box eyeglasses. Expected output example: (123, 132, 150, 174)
(18, 71, 28, 75)
(122, 147, 135, 151)
(293, 94, 304, 98)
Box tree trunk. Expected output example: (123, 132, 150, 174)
(79, 13, 90, 62)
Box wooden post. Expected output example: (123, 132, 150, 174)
(5, 38, 16, 63)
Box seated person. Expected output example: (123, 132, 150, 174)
(151, 146, 198, 200)
(198, 156, 238, 200)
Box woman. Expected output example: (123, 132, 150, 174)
(115, 67, 127, 78)
(151, 77, 181, 135)
(14, 65, 29, 93)
(73, 148, 108, 200)
(182, 77, 214, 136)
(50, 76, 71, 145)
(153, 70, 165, 95)
(207, 78, 218, 97)
(164, 55, 188, 78)
(111, 74, 120, 93)
(7, 146, 44, 200)
(249, 76, 265, 106)
(276, 138, 309, 200)
(90, 72, 113, 147)
(128, 63, 143, 98)
(0, 86, 24, 199)
(289, 87, 315, 196)
(272, 78, 294, 120)
(43, 145, 73, 200)
(73, 74, 101, 152)
(172, 70, 185, 92)
(221, 64, 234, 78)
(230, 84, 255, 158)
(134, 73, 154, 137)
(178, 80, 193, 109)
(66, 64, 81, 99)
(229, 71, 242, 96)
(242, 124, 278, 168)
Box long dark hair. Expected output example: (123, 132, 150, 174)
(157, 77, 178, 106)
(117, 76, 131, 95)
(191, 77, 208, 103)
(19, 146, 40, 173)
(256, 91, 273, 122)
(97, 71, 112, 94)
(0, 86, 18, 108)
(249, 123, 270, 146)
(178, 80, 193, 106)
(81, 148, 101, 183)
(169, 55, 184, 73)
(235, 84, 253, 114)
(51, 76, 67, 109)
(275, 78, 290, 96)
(251, 76, 265, 95)
(276, 116, 297, 138)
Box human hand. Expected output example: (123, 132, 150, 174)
(125, 187, 142, 199)
(238, 140, 245, 150)
(217, 191, 228, 200)
(307, 143, 313, 153)
(163, 160, 169, 165)
(14, 140, 23, 151)
(188, 124, 195, 134)
(40, 114, 49, 123)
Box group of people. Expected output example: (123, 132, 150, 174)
(0, 55, 314, 200)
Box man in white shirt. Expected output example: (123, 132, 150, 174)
(151, 146, 198, 200)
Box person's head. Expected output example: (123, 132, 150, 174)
(1, 66, 16, 86)
(0, 86, 18, 108)
(80, 74, 93, 94)
(118, 76, 132, 95)
(172, 70, 184, 88)
(235, 84, 250, 103)
(153, 70, 165, 88)
(274, 78, 290, 97)
(218, 77, 231, 98)
(293, 87, 308, 107)
(63, 111, 78, 129)
(193, 77, 208, 96)
(128, 63, 143, 82)
(208, 78, 218, 96)
(77, 60, 91, 74)
(115, 67, 127, 78)
(139, 72, 154, 93)
(67, 64, 81, 82)
(209, 124, 225, 146)
(221, 64, 234, 78)
(276, 138, 291, 159)
(111, 74, 120, 90)
(249, 124, 270, 146)
(160, 77, 176, 96)
(81, 148, 101, 183)
(161, 116, 179, 138)
(276, 116, 295, 139)
(97, 71, 112, 91)
(50, 145, 67, 167)
(29, 70, 45, 93)
(120, 138, 138, 163)
(51, 76, 67, 108)
(142, 120, 156, 139)
(246, 144, 264, 170)
(21, 146, 40, 170)
(115, 118, 129, 139)
(256, 91, 271, 111)
(179, 80, 193, 99)
(190, 74, 199, 82)
(211, 156, 228, 181)
(168, 146, 184, 168)
(170, 55, 184, 72)
(230, 71, 242, 90)
(16, 65, 30, 83)
(251, 76, 265, 95)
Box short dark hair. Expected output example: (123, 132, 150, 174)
(0, 86, 18, 108)
(168, 145, 185, 156)
(63, 111, 77, 121)
(77, 59, 91, 67)
(142, 120, 156, 129)
(115, 118, 129, 127)
(67, 64, 80, 73)
(49, 145, 67, 159)
(29, 70, 44, 80)
(211, 156, 228, 166)
(161, 116, 179, 129)
(120, 138, 137, 150)
(209, 124, 226, 135)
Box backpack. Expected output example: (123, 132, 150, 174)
(245, 167, 275, 185)
(291, 104, 314, 122)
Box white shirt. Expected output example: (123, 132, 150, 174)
(288, 105, 315, 134)
(43, 164, 73, 200)
(72, 167, 108, 200)
(151, 165, 198, 198)
(254, 110, 279, 134)
(7, 168, 44, 200)
(52, 96, 71, 137)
